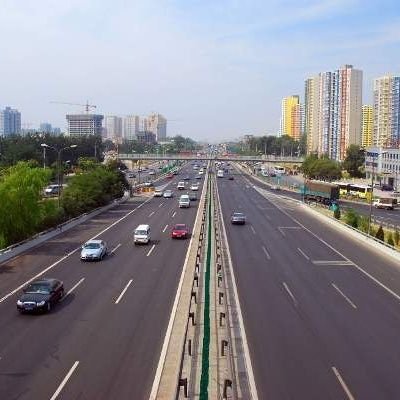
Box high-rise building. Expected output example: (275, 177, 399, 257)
(361, 105, 373, 148)
(0, 107, 21, 136)
(304, 65, 362, 161)
(147, 113, 167, 141)
(66, 114, 103, 136)
(40, 122, 52, 133)
(373, 75, 400, 147)
(279, 96, 300, 138)
(104, 116, 122, 140)
(123, 115, 140, 140)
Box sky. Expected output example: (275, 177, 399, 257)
(1, 0, 400, 142)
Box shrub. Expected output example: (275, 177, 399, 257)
(394, 230, 400, 245)
(375, 225, 385, 242)
(344, 208, 359, 228)
(358, 215, 370, 233)
(387, 232, 395, 247)
(333, 208, 341, 219)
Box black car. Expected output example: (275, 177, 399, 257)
(228, 176, 234, 180)
(17, 278, 64, 313)
(189, 192, 198, 201)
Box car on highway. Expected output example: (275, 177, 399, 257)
(143, 181, 154, 187)
(189, 192, 197, 201)
(183, 175, 190, 180)
(190, 183, 199, 191)
(163, 189, 173, 198)
(177, 181, 185, 190)
(171, 223, 189, 239)
(230, 212, 246, 225)
(179, 194, 191, 208)
(173, 170, 179, 175)
(167, 173, 174, 179)
(271, 185, 281, 190)
(134, 224, 151, 244)
(148, 170, 155, 175)
(195, 174, 202, 180)
(44, 184, 62, 196)
(81, 239, 108, 261)
(154, 188, 163, 197)
(17, 278, 64, 313)
(228, 176, 234, 180)
(127, 172, 136, 179)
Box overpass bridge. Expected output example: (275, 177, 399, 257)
(117, 153, 304, 164)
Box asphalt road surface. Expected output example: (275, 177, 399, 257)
(0, 163, 203, 400)
(217, 171, 400, 400)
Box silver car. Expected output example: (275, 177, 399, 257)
(163, 190, 173, 198)
(80, 240, 108, 261)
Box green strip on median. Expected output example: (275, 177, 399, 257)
(199, 176, 212, 400)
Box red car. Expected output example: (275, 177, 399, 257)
(171, 224, 189, 239)
(167, 173, 174, 179)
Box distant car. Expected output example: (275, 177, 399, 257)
(171, 223, 189, 239)
(179, 194, 191, 208)
(154, 188, 163, 197)
(44, 184, 62, 196)
(189, 192, 198, 201)
(148, 170, 155, 175)
(183, 175, 190, 181)
(173, 170, 179, 175)
(190, 184, 199, 191)
(177, 181, 185, 190)
(271, 185, 281, 190)
(228, 176, 234, 180)
(167, 173, 174, 179)
(80, 239, 108, 261)
(230, 212, 246, 225)
(163, 190, 173, 198)
(17, 278, 64, 313)
(143, 181, 154, 187)
(127, 172, 136, 179)
(195, 175, 202, 180)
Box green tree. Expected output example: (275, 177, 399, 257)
(375, 225, 385, 241)
(387, 232, 395, 246)
(301, 154, 341, 181)
(344, 208, 359, 228)
(0, 162, 51, 247)
(394, 230, 400, 245)
(342, 145, 365, 178)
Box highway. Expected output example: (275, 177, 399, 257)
(217, 170, 400, 399)
(0, 163, 203, 400)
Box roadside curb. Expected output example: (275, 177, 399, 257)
(0, 194, 130, 264)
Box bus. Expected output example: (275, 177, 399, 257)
(273, 165, 286, 175)
(332, 182, 351, 196)
(348, 184, 372, 199)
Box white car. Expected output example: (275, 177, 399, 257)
(80, 240, 108, 261)
(177, 181, 185, 190)
(154, 188, 163, 197)
(179, 195, 190, 208)
(148, 170, 155, 175)
(190, 184, 199, 191)
(163, 190, 173, 198)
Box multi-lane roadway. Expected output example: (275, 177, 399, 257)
(0, 163, 203, 400)
(217, 169, 400, 399)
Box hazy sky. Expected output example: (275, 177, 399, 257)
(1, 0, 399, 141)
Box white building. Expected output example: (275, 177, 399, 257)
(104, 115, 122, 140)
(147, 113, 167, 141)
(66, 114, 103, 136)
(123, 115, 139, 140)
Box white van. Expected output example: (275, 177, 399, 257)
(133, 224, 151, 244)
(179, 194, 190, 208)
(217, 169, 224, 178)
(177, 181, 185, 190)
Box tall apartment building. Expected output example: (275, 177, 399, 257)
(279, 96, 299, 138)
(147, 113, 167, 141)
(40, 122, 52, 134)
(0, 107, 21, 136)
(373, 75, 400, 147)
(304, 65, 362, 161)
(361, 105, 373, 148)
(123, 115, 139, 140)
(66, 114, 103, 136)
(104, 116, 122, 140)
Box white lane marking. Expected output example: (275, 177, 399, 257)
(312, 260, 354, 266)
(150, 171, 210, 400)
(162, 224, 169, 233)
(0, 197, 153, 304)
(332, 283, 357, 309)
(158, 202, 164, 208)
(250, 226, 256, 235)
(254, 185, 400, 303)
(265, 214, 271, 221)
(283, 282, 298, 307)
(332, 366, 355, 400)
(61, 278, 85, 301)
(297, 247, 309, 260)
(115, 279, 133, 304)
(262, 246, 271, 260)
(49, 361, 79, 400)
(278, 226, 302, 237)
(213, 176, 259, 399)
(146, 244, 156, 257)
(111, 243, 122, 253)
(148, 211, 155, 217)
(172, 211, 176, 218)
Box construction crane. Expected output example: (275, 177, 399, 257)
(50, 100, 97, 114)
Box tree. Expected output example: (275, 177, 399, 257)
(0, 162, 51, 247)
(301, 154, 341, 181)
(394, 230, 400, 245)
(342, 145, 365, 178)
(387, 232, 395, 246)
(344, 208, 359, 228)
(375, 225, 385, 241)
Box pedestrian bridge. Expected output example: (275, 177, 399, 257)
(117, 153, 304, 164)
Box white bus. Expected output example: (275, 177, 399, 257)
(349, 184, 372, 199)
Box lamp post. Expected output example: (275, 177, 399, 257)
(367, 150, 387, 236)
(41, 143, 77, 208)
